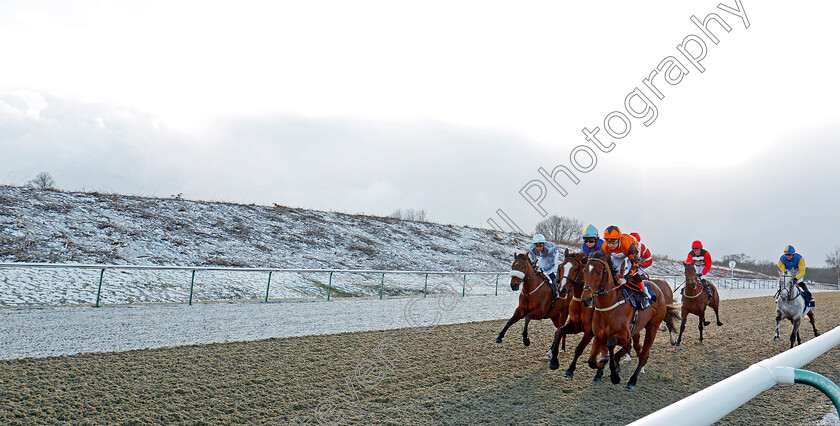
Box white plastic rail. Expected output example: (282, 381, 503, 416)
(630, 325, 840, 425)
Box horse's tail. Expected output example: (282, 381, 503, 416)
(663, 304, 680, 334)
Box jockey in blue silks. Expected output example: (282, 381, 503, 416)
(778, 245, 813, 307)
(580, 224, 604, 258)
(528, 234, 560, 299)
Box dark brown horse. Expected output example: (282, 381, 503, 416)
(583, 255, 679, 390)
(675, 263, 723, 347)
(495, 253, 569, 352)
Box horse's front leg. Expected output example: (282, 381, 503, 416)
(607, 336, 621, 385)
(774, 310, 782, 341)
(675, 310, 688, 347)
(790, 317, 802, 348)
(495, 308, 524, 344)
(807, 311, 820, 337)
(563, 329, 592, 379)
(549, 313, 566, 354)
(698, 312, 706, 342)
(522, 314, 532, 347)
(550, 322, 576, 370)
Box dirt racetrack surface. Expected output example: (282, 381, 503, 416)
(1, 292, 839, 425)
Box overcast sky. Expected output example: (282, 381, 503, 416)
(2, 1, 839, 266)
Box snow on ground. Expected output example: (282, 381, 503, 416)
(1, 185, 775, 306)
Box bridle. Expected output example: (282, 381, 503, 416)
(583, 257, 626, 311)
(511, 256, 548, 297)
(683, 274, 704, 299)
(778, 277, 802, 301)
(559, 257, 585, 301)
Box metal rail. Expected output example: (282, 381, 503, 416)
(0, 262, 506, 307)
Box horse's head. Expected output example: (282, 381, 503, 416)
(581, 252, 614, 307)
(778, 272, 796, 298)
(684, 263, 700, 290)
(509, 253, 532, 291)
(557, 248, 587, 298)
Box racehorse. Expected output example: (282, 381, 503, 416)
(775, 272, 819, 348)
(675, 263, 723, 347)
(495, 253, 569, 352)
(582, 253, 679, 390)
(547, 250, 630, 379)
(548, 250, 595, 374)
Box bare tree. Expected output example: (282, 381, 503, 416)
(390, 208, 428, 222)
(28, 172, 55, 189)
(534, 215, 584, 242)
(826, 247, 840, 284)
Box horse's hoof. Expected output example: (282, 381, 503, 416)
(523, 339, 530, 347)
(625, 384, 635, 391)
(559, 349, 565, 353)
(815, 332, 821, 337)
(674, 342, 680, 348)
(592, 376, 601, 383)
(610, 374, 621, 385)
(494, 338, 503, 344)
(773, 336, 780, 342)
(704, 321, 711, 326)
(562, 370, 574, 378)
(549, 360, 559, 370)
(717, 322, 723, 326)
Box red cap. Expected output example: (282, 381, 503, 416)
(692, 240, 703, 249)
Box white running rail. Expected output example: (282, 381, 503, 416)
(630, 325, 840, 425)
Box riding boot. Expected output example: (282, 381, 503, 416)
(799, 283, 813, 306)
(548, 281, 559, 300)
(704, 281, 714, 298)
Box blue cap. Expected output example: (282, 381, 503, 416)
(784, 245, 795, 254)
(582, 224, 599, 239)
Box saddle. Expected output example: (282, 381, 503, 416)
(620, 282, 657, 310)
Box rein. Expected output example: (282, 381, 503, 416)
(683, 277, 704, 299)
(511, 258, 549, 297)
(560, 259, 585, 302)
(584, 257, 628, 311)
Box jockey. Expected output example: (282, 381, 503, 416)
(601, 226, 651, 305)
(528, 234, 560, 299)
(580, 224, 604, 258)
(686, 240, 714, 298)
(778, 245, 813, 306)
(629, 232, 652, 279)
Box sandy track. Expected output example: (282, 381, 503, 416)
(1, 292, 839, 425)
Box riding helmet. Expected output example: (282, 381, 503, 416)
(604, 226, 622, 240)
(582, 224, 599, 239)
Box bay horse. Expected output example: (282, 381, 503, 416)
(675, 263, 723, 347)
(548, 250, 593, 374)
(582, 253, 679, 390)
(775, 272, 819, 348)
(549, 250, 646, 379)
(495, 253, 569, 352)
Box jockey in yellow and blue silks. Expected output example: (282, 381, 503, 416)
(580, 224, 604, 258)
(778, 245, 813, 306)
(528, 234, 560, 299)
